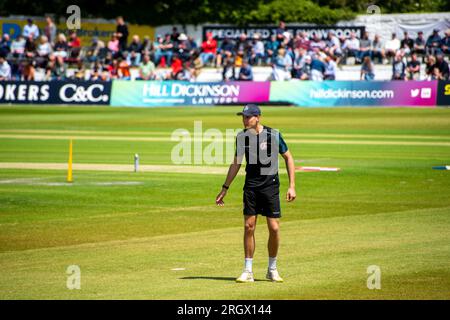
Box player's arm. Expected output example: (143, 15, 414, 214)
(215, 155, 242, 206)
(281, 150, 296, 202)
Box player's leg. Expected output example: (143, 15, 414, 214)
(237, 214, 257, 283)
(266, 217, 283, 282)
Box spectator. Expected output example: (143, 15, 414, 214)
(238, 60, 253, 81)
(310, 33, 326, 52)
(292, 47, 305, 79)
(86, 37, 106, 63)
(36, 35, 52, 67)
(358, 31, 371, 63)
(108, 33, 120, 58)
(300, 55, 312, 80)
(116, 16, 129, 52)
(0, 34, 11, 57)
(68, 31, 81, 61)
(265, 34, 279, 64)
(235, 33, 251, 63)
(175, 62, 192, 81)
(392, 53, 406, 80)
(385, 33, 400, 60)
(22, 60, 35, 81)
(187, 36, 198, 55)
(413, 31, 426, 56)
(310, 54, 326, 81)
(137, 54, 156, 80)
(22, 18, 39, 40)
(44, 16, 57, 44)
(435, 53, 449, 80)
(324, 55, 337, 80)
(45, 54, 66, 80)
(107, 59, 119, 79)
(158, 34, 174, 67)
(360, 56, 375, 80)
(401, 31, 414, 53)
(190, 50, 203, 80)
(127, 35, 142, 66)
(222, 52, 235, 81)
(0, 53, 11, 80)
(170, 27, 180, 43)
(166, 53, 182, 79)
(216, 36, 235, 67)
(10, 35, 26, 58)
(117, 58, 131, 80)
(371, 34, 385, 64)
(324, 31, 342, 62)
(200, 32, 217, 66)
(426, 29, 442, 55)
(53, 33, 69, 58)
(342, 32, 360, 64)
(153, 35, 164, 66)
(24, 34, 36, 59)
(175, 33, 191, 62)
(73, 61, 85, 80)
(272, 47, 292, 80)
(249, 33, 265, 66)
(276, 21, 286, 42)
(406, 53, 420, 80)
(425, 55, 436, 79)
(441, 29, 450, 55)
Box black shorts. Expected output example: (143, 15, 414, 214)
(243, 185, 281, 218)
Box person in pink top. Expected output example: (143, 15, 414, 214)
(108, 33, 120, 57)
(200, 31, 217, 66)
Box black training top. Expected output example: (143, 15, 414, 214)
(235, 126, 288, 189)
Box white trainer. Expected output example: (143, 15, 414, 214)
(236, 270, 255, 283)
(266, 269, 284, 282)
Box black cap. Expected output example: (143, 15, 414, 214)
(237, 104, 261, 116)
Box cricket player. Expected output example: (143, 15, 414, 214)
(216, 104, 296, 283)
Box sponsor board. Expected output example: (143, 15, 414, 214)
(110, 81, 271, 107)
(437, 81, 450, 106)
(0, 81, 111, 104)
(269, 81, 438, 107)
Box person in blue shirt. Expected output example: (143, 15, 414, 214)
(238, 60, 253, 81)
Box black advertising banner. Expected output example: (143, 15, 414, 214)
(437, 81, 450, 106)
(0, 81, 112, 105)
(203, 25, 366, 41)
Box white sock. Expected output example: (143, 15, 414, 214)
(245, 258, 253, 272)
(268, 257, 277, 271)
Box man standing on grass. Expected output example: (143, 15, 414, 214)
(216, 104, 296, 283)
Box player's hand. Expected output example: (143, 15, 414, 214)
(216, 189, 227, 206)
(286, 187, 296, 202)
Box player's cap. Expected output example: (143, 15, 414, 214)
(237, 104, 261, 116)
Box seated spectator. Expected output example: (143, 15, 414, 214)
(200, 32, 217, 66)
(53, 33, 69, 58)
(36, 35, 53, 67)
(118, 58, 131, 80)
(324, 31, 342, 62)
(310, 33, 326, 52)
(108, 33, 120, 58)
(426, 29, 442, 55)
(401, 31, 414, 54)
(425, 55, 436, 79)
(392, 53, 406, 80)
(249, 33, 265, 66)
(0, 34, 11, 57)
(300, 55, 312, 80)
(385, 33, 400, 60)
(22, 18, 39, 40)
(222, 52, 235, 81)
(153, 35, 164, 66)
(406, 53, 420, 80)
(235, 33, 251, 63)
(292, 47, 305, 79)
(175, 33, 191, 62)
(358, 32, 371, 63)
(430, 67, 444, 80)
(137, 54, 156, 80)
(107, 59, 119, 79)
(68, 31, 82, 62)
(175, 62, 192, 81)
(238, 60, 253, 81)
(216, 36, 235, 67)
(11, 35, 26, 58)
(441, 29, 450, 55)
(24, 34, 36, 59)
(190, 50, 203, 80)
(45, 54, 66, 81)
(0, 53, 11, 80)
(272, 47, 292, 81)
(310, 54, 326, 81)
(324, 55, 337, 80)
(73, 61, 85, 80)
(265, 34, 279, 64)
(159, 34, 174, 67)
(371, 34, 385, 64)
(360, 56, 375, 80)
(86, 37, 106, 63)
(187, 36, 198, 55)
(413, 31, 426, 56)
(127, 35, 142, 66)
(140, 36, 152, 56)
(435, 53, 449, 80)
(342, 32, 360, 64)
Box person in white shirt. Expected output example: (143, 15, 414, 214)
(11, 35, 26, 57)
(342, 32, 360, 64)
(22, 18, 40, 40)
(0, 54, 11, 80)
(385, 33, 401, 59)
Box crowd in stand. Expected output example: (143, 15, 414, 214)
(0, 18, 449, 82)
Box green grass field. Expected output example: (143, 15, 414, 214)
(0, 105, 449, 299)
